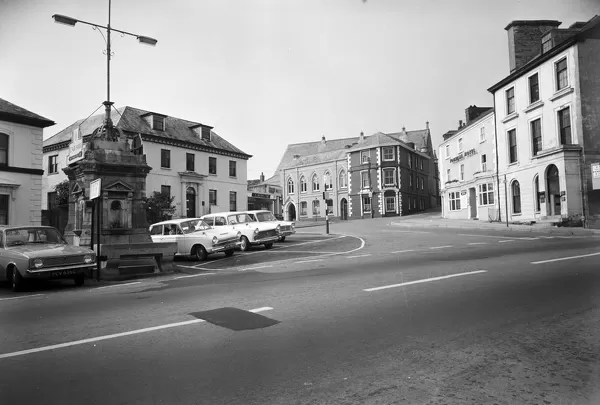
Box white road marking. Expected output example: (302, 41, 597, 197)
(172, 273, 216, 280)
(294, 259, 324, 264)
(0, 307, 273, 360)
(430, 245, 452, 249)
(382, 230, 430, 234)
(390, 249, 416, 254)
(240, 265, 273, 271)
(498, 240, 515, 243)
(0, 294, 44, 302)
(264, 250, 341, 254)
(346, 254, 372, 258)
(531, 252, 600, 264)
(468, 242, 487, 245)
(364, 270, 488, 292)
(91, 282, 141, 291)
(458, 234, 543, 240)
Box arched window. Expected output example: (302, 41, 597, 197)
(324, 171, 332, 190)
(339, 169, 347, 189)
(0, 133, 8, 166)
(300, 176, 307, 193)
(512, 180, 521, 214)
(312, 174, 320, 192)
(287, 177, 294, 194)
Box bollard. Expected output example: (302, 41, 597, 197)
(326, 217, 330, 234)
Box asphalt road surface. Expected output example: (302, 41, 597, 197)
(1, 219, 599, 405)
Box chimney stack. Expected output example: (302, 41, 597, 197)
(426, 121, 429, 130)
(465, 105, 493, 124)
(260, 172, 265, 182)
(321, 135, 326, 144)
(458, 120, 463, 129)
(505, 20, 561, 72)
(359, 131, 365, 142)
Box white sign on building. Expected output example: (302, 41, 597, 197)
(67, 127, 84, 164)
(592, 163, 600, 190)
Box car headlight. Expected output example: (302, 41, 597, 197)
(33, 258, 44, 269)
(254, 228, 259, 235)
(276, 225, 281, 234)
(212, 236, 218, 246)
(84, 254, 94, 264)
(237, 231, 242, 238)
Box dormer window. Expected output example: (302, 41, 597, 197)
(152, 115, 165, 131)
(190, 124, 213, 142)
(201, 127, 211, 142)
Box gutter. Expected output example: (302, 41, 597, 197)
(492, 95, 503, 224)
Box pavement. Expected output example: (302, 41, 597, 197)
(1, 221, 599, 404)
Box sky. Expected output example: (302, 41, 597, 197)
(2, 0, 599, 180)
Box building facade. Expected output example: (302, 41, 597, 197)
(488, 16, 600, 226)
(347, 132, 433, 218)
(247, 172, 283, 217)
(42, 106, 250, 221)
(439, 107, 498, 220)
(278, 127, 438, 222)
(0, 99, 54, 225)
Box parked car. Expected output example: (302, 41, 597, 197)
(244, 210, 295, 242)
(0, 226, 96, 292)
(149, 218, 241, 261)
(200, 212, 280, 252)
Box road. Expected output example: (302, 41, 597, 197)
(1, 219, 599, 405)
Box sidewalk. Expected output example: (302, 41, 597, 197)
(390, 214, 600, 236)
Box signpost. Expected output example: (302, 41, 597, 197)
(90, 179, 102, 281)
(592, 163, 600, 190)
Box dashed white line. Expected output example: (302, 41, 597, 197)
(468, 242, 487, 245)
(346, 254, 372, 258)
(240, 265, 273, 271)
(91, 282, 141, 291)
(498, 240, 515, 243)
(0, 306, 274, 360)
(531, 252, 600, 264)
(294, 259, 324, 264)
(390, 249, 416, 254)
(0, 294, 44, 302)
(172, 273, 216, 280)
(429, 245, 452, 249)
(364, 270, 488, 292)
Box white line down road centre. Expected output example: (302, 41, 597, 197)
(364, 270, 488, 292)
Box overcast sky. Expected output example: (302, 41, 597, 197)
(2, 0, 599, 179)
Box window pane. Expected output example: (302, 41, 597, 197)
(209, 157, 217, 174)
(186, 153, 195, 171)
(529, 74, 539, 103)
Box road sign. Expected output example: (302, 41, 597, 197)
(90, 178, 101, 200)
(67, 127, 84, 164)
(592, 163, 600, 190)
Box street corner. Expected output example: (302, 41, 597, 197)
(171, 233, 364, 273)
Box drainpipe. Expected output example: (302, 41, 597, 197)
(579, 147, 589, 229)
(492, 96, 502, 223)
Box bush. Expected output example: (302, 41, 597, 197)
(54, 180, 70, 206)
(143, 191, 176, 224)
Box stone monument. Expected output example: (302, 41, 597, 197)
(63, 102, 177, 280)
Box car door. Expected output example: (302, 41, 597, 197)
(149, 224, 164, 243)
(161, 224, 183, 253)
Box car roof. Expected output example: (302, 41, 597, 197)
(244, 210, 272, 214)
(150, 218, 204, 227)
(201, 212, 247, 217)
(0, 225, 57, 230)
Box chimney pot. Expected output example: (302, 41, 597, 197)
(505, 20, 562, 72)
(426, 121, 429, 130)
(458, 120, 463, 129)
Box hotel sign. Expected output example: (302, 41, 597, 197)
(68, 127, 84, 164)
(450, 148, 477, 164)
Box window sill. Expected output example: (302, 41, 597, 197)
(479, 139, 486, 143)
(48, 172, 59, 176)
(161, 167, 171, 170)
(549, 86, 574, 102)
(229, 176, 237, 179)
(508, 162, 518, 167)
(531, 144, 582, 159)
(208, 173, 217, 176)
(501, 112, 519, 124)
(512, 213, 522, 217)
(524, 100, 544, 114)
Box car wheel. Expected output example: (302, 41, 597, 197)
(264, 243, 273, 249)
(240, 236, 250, 252)
(192, 245, 208, 261)
(74, 274, 85, 287)
(11, 266, 25, 292)
(225, 250, 234, 257)
(279, 236, 286, 242)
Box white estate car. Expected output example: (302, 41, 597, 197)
(149, 218, 242, 261)
(245, 210, 295, 242)
(200, 212, 280, 252)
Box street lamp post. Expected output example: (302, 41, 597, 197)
(53, 0, 157, 140)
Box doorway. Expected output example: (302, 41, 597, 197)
(340, 198, 348, 220)
(469, 187, 477, 219)
(186, 187, 196, 218)
(288, 203, 296, 221)
(546, 165, 561, 217)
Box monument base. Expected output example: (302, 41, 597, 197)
(94, 242, 178, 281)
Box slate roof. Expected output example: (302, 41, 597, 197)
(43, 106, 251, 158)
(440, 109, 494, 144)
(0, 98, 55, 128)
(276, 128, 432, 173)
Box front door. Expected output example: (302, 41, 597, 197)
(469, 188, 477, 219)
(186, 187, 196, 218)
(288, 203, 296, 221)
(340, 198, 348, 220)
(546, 165, 561, 217)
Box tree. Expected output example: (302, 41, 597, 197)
(54, 180, 70, 206)
(143, 191, 176, 224)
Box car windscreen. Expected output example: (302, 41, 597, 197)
(255, 212, 276, 222)
(180, 220, 210, 233)
(5, 228, 67, 246)
(227, 214, 251, 225)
